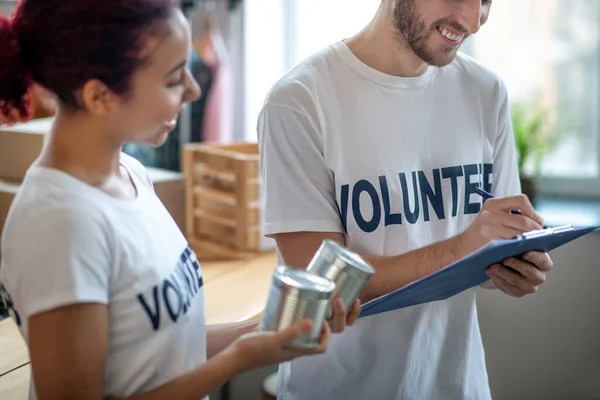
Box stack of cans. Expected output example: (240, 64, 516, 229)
(259, 266, 336, 348)
(259, 240, 375, 348)
(307, 239, 375, 318)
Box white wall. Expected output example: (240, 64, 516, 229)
(478, 230, 600, 400)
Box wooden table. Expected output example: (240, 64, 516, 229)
(0, 320, 30, 400)
(0, 251, 278, 399)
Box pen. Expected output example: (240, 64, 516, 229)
(473, 187, 548, 229)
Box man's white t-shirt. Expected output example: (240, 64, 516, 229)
(258, 41, 521, 400)
(0, 153, 207, 400)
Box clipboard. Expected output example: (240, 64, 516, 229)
(359, 225, 600, 318)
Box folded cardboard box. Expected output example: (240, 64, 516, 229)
(0, 118, 53, 181)
(0, 179, 18, 233)
(0, 179, 19, 258)
(0, 116, 185, 233)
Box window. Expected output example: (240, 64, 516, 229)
(466, 0, 600, 198)
(242, 0, 286, 143)
(244, 0, 600, 198)
(243, 0, 379, 142)
(290, 0, 381, 65)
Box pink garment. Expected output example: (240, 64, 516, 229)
(196, 19, 233, 143)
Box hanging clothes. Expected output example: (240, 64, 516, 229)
(228, 0, 242, 11)
(195, 16, 233, 143)
(189, 46, 215, 142)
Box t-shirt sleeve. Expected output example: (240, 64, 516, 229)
(492, 81, 522, 197)
(257, 102, 343, 236)
(1, 207, 112, 323)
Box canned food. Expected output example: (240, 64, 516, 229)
(307, 240, 375, 317)
(259, 266, 336, 349)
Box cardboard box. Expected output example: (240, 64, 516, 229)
(0, 118, 53, 181)
(0, 179, 18, 234)
(0, 179, 19, 258)
(0, 117, 185, 234)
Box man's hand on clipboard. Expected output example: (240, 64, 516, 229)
(458, 193, 554, 297)
(484, 252, 554, 297)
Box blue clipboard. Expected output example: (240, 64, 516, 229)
(359, 225, 600, 318)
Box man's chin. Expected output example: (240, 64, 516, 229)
(431, 55, 458, 67)
(420, 48, 460, 68)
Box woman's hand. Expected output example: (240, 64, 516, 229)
(104, 319, 330, 400)
(227, 319, 330, 374)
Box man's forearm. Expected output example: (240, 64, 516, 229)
(359, 232, 476, 302)
(274, 230, 481, 304)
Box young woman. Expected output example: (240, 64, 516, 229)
(0, 1, 359, 399)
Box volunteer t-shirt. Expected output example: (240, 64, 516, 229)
(0, 153, 207, 400)
(258, 41, 521, 400)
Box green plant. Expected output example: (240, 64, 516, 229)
(511, 101, 557, 176)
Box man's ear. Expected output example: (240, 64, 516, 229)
(80, 79, 118, 115)
(480, 4, 491, 26)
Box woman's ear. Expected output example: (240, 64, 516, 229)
(80, 79, 117, 116)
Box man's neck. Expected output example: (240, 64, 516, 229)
(344, 2, 428, 78)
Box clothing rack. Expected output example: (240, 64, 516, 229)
(123, 0, 242, 171)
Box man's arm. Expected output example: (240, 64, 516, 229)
(273, 231, 470, 303)
(273, 195, 546, 303)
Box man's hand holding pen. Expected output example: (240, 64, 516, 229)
(459, 193, 554, 297)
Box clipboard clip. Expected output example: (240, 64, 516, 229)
(518, 225, 574, 240)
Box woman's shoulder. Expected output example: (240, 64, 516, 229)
(2, 167, 112, 251)
(119, 152, 154, 192)
(9, 165, 106, 218)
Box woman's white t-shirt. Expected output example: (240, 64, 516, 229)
(0, 153, 207, 399)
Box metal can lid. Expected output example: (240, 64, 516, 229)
(322, 240, 375, 276)
(273, 266, 336, 293)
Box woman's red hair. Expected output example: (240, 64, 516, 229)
(0, 0, 179, 124)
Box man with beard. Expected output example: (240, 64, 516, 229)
(257, 0, 554, 399)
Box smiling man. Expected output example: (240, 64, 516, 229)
(257, 0, 553, 399)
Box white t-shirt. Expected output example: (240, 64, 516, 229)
(257, 41, 521, 400)
(0, 153, 207, 400)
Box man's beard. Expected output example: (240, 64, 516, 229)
(392, 0, 464, 67)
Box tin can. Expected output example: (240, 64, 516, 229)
(259, 266, 336, 349)
(307, 240, 375, 318)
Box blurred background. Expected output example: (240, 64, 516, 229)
(3, 0, 600, 202)
(1, 1, 599, 400)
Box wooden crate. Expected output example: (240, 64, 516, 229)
(183, 142, 265, 260)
